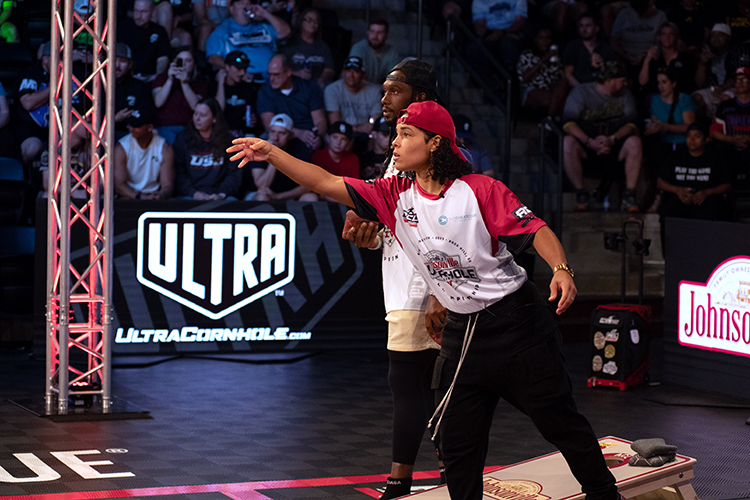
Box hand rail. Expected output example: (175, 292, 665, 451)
(538, 116, 565, 238)
(443, 15, 515, 186)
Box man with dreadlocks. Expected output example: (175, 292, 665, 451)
(346, 58, 456, 499)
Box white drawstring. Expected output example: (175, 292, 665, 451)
(428, 313, 479, 442)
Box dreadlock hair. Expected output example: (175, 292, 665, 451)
(411, 87, 440, 104)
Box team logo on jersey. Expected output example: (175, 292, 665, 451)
(402, 207, 419, 227)
(383, 227, 396, 247)
(438, 215, 448, 225)
(424, 250, 479, 287)
(512, 203, 535, 227)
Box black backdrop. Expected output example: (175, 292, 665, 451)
(34, 199, 386, 357)
(663, 218, 750, 397)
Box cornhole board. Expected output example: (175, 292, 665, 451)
(405, 436, 698, 500)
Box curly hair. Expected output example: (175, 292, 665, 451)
(425, 132, 474, 184)
(400, 130, 473, 182)
(185, 98, 232, 160)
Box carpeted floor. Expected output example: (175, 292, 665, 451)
(0, 342, 749, 500)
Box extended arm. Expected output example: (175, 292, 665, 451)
(228, 137, 353, 205)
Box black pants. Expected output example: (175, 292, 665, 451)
(433, 281, 617, 500)
(388, 349, 439, 465)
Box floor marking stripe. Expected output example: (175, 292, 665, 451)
(354, 487, 381, 499)
(0, 471, 446, 500)
(0, 469, 519, 499)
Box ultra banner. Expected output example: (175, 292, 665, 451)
(34, 200, 385, 355)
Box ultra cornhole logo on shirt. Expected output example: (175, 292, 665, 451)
(136, 212, 295, 320)
(424, 250, 479, 286)
(482, 478, 550, 500)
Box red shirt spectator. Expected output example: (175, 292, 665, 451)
(311, 121, 360, 179)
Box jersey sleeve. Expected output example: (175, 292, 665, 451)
(343, 177, 400, 230)
(467, 175, 547, 257)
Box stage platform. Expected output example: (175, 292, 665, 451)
(1, 344, 749, 500)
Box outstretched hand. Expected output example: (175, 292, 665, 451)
(227, 137, 273, 169)
(549, 271, 576, 315)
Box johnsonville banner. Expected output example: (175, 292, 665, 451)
(678, 256, 750, 358)
(34, 200, 386, 355)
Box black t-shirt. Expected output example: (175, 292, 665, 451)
(249, 138, 310, 194)
(667, 5, 710, 48)
(219, 80, 263, 138)
(714, 97, 750, 139)
(562, 39, 617, 85)
(715, 4, 750, 45)
(13, 64, 51, 131)
(359, 150, 386, 180)
(659, 144, 732, 193)
(117, 18, 171, 77)
(114, 75, 153, 132)
(645, 52, 697, 95)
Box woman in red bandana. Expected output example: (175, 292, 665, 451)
(228, 100, 619, 500)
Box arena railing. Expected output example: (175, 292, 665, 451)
(537, 116, 565, 238)
(442, 15, 515, 186)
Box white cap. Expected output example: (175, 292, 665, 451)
(711, 23, 731, 36)
(269, 113, 293, 131)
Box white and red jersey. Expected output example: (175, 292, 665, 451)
(381, 160, 430, 314)
(344, 174, 546, 314)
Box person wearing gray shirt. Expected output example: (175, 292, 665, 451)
(348, 19, 401, 84)
(324, 57, 382, 133)
(562, 61, 642, 212)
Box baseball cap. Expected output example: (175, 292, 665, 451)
(595, 60, 626, 82)
(372, 116, 389, 134)
(116, 43, 132, 60)
(225, 51, 250, 69)
(269, 113, 294, 131)
(737, 66, 750, 76)
(711, 23, 731, 36)
(687, 121, 709, 137)
(397, 101, 465, 160)
(343, 56, 364, 72)
(387, 58, 439, 94)
(453, 114, 473, 139)
(329, 121, 353, 140)
(128, 105, 157, 128)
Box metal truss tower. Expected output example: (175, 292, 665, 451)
(45, 0, 116, 414)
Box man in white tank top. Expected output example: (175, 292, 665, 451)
(114, 105, 174, 199)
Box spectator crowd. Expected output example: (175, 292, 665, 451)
(0, 0, 748, 233)
(0, 0, 403, 204)
(444, 0, 750, 228)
